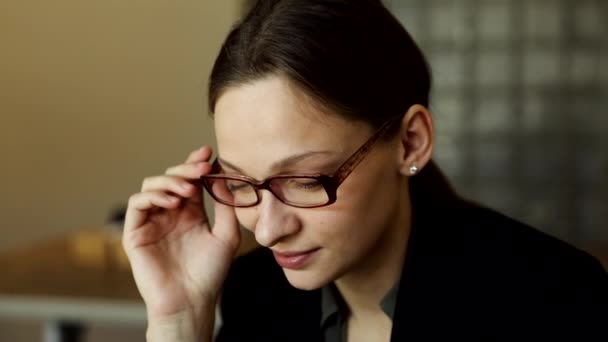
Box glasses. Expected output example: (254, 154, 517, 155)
(200, 120, 398, 208)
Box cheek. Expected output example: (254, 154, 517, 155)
(338, 164, 400, 215)
(307, 207, 386, 274)
(234, 208, 257, 233)
(319, 167, 400, 245)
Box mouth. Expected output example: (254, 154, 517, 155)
(272, 248, 321, 270)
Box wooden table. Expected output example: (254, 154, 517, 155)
(0, 228, 259, 342)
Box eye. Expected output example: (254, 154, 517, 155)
(226, 180, 252, 193)
(291, 179, 323, 191)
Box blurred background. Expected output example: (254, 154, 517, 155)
(386, 0, 608, 245)
(0, 0, 606, 341)
(1, 1, 241, 341)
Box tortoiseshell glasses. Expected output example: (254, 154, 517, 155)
(201, 120, 397, 208)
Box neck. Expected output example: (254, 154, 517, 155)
(334, 194, 411, 318)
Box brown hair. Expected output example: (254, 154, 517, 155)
(208, 0, 457, 203)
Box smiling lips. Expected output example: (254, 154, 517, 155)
(272, 248, 321, 269)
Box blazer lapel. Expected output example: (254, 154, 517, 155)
(390, 198, 464, 341)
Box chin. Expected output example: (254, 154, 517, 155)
(281, 267, 334, 291)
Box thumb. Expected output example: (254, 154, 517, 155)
(211, 200, 240, 251)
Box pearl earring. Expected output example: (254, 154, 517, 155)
(409, 165, 418, 175)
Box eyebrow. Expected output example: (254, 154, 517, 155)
(218, 150, 338, 175)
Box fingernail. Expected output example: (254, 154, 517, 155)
(181, 183, 193, 191)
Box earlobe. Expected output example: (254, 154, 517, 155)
(397, 104, 434, 176)
(408, 164, 419, 175)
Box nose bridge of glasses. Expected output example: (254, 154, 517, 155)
(256, 183, 288, 210)
(246, 177, 281, 203)
(247, 176, 276, 195)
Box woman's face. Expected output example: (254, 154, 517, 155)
(214, 76, 407, 290)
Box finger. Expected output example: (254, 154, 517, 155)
(211, 199, 240, 251)
(141, 175, 197, 197)
(185, 146, 213, 164)
(165, 161, 213, 180)
(124, 217, 174, 250)
(124, 191, 181, 232)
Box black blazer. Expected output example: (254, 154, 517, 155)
(216, 199, 607, 341)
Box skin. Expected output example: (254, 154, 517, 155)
(122, 74, 434, 341)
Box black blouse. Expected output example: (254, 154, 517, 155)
(216, 198, 607, 341)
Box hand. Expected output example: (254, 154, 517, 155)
(122, 146, 240, 339)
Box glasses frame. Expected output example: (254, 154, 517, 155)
(201, 120, 398, 208)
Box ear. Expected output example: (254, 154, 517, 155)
(396, 104, 434, 176)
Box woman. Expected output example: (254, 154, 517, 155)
(122, 1, 607, 341)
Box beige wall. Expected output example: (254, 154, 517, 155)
(0, 0, 241, 251)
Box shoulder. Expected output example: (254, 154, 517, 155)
(444, 201, 606, 324)
(411, 198, 607, 292)
(452, 200, 605, 278)
(401, 199, 607, 338)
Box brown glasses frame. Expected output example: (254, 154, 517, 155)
(201, 120, 398, 208)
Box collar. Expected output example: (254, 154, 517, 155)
(320, 279, 401, 328)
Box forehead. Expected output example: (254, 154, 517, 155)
(213, 76, 370, 177)
(215, 76, 337, 139)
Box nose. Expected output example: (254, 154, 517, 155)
(253, 190, 301, 247)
